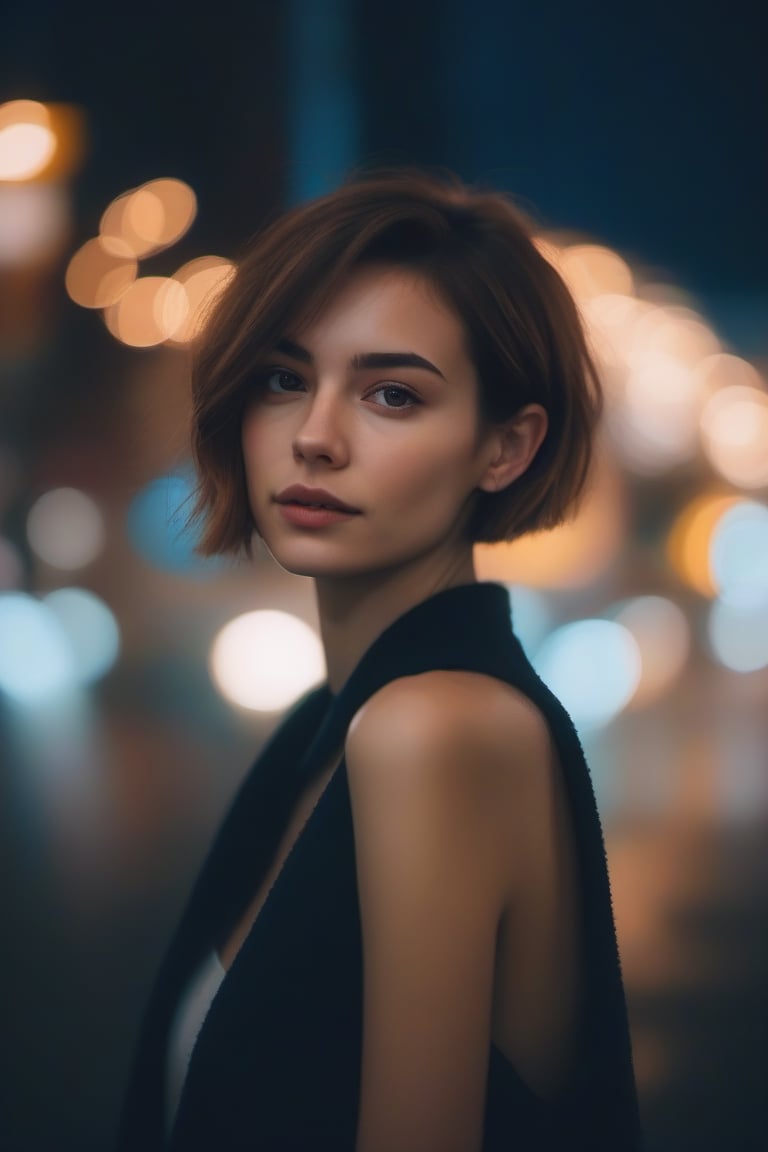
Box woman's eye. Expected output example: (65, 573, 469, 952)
(263, 369, 304, 394)
(369, 384, 419, 411)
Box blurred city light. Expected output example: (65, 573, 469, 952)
(100, 192, 143, 256)
(100, 178, 197, 258)
(559, 243, 635, 301)
(581, 294, 721, 479)
(667, 492, 741, 598)
(700, 381, 768, 489)
(103, 275, 188, 346)
(587, 295, 721, 475)
(0, 183, 70, 266)
(0, 593, 74, 704)
(209, 610, 325, 711)
(27, 487, 105, 569)
(708, 599, 768, 674)
(617, 349, 705, 473)
(0, 100, 56, 180)
(582, 292, 650, 402)
(43, 588, 120, 683)
(612, 595, 690, 707)
(709, 501, 768, 607)
(532, 618, 642, 730)
(126, 470, 218, 575)
(166, 256, 236, 345)
(584, 290, 645, 343)
(696, 351, 764, 392)
(0, 99, 85, 183)
(65, 237, 137, 308)
(505, 584, 554, 655)
(633, 303, 721, 365)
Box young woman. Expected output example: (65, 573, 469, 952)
(117, 170, 643, 1151)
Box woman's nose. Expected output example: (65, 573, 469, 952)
(292, 390, 350, 466)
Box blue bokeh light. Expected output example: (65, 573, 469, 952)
(0, 593, 75, 704)
(533, 618, 641, 731)
(126, 469, 223, 576)
(708, 599, 768, 673)
(43, 588, 120, 683)
(505, 583, 553, 656)
(710, 500, 768, 607)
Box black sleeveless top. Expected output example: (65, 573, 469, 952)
(117, 581, 643, 1151)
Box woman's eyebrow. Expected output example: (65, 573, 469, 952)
(273, 339, 446, 381)
(351, 351, 446, 379)
(275, 337, 312, 363)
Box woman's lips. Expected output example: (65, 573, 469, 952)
(275, 484, 359, 513)
(277, 503, 360, 529)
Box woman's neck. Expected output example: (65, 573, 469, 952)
(314, 548, 477, 695)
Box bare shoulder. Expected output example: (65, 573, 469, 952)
(347, 672, 552, 769)
(346, 669, 554, 785)
(345, 668, 561, 919)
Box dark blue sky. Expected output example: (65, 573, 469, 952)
(3, 0, 766, 308)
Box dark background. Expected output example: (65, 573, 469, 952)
(5, 0, 767, 290)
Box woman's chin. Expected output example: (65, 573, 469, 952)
(261, 540, 377, 581)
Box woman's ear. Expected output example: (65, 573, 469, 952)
(477, 404, 548, 493)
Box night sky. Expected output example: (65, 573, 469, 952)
(3, 0, 766, 311)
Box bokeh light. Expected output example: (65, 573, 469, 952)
(506, 584, 554, 656)
(103, 276, 188, 347)
(100, 178, 197, 258)
(590, 297, 721, 475)
(0, 593, 74, 704)
(126, 470, 218, 575)
(709, 501, 768, 607)
(0, 100, 56, 180)
(708, 599, 768, 674)
(532, 618, 642, 730)
(43, 588, 120, 683)
(582, 292, 647, 388)
(700, 381, 768, 490)
(209, 610, 325, 711)
(166, 256, 236, 344)
(65, 237, 137, 308)
(27, 487, 105, 569)
(666, 492, 741, 598)
(0, 183, 69, 266)
(633, 303, 721, 365)
(583, 296, 721, 478)
(559, 244, 635, 301)
(618, 349, 705, 473)
(696, 351, 764, 392)
(612, 596, 690, 707)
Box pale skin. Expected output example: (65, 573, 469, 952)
(229, 264, 583, 1152)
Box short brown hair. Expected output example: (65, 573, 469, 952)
(190, 168, 602, 555)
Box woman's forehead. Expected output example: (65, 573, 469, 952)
(289, 264, 472, 369)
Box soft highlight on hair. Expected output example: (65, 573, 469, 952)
(190, 168, 603, 555)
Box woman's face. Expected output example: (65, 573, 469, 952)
(241, 263, 500, 581)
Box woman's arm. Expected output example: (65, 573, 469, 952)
(346, 671, 551, 1152)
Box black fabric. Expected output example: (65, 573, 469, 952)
(117, 581, 643, 1151)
